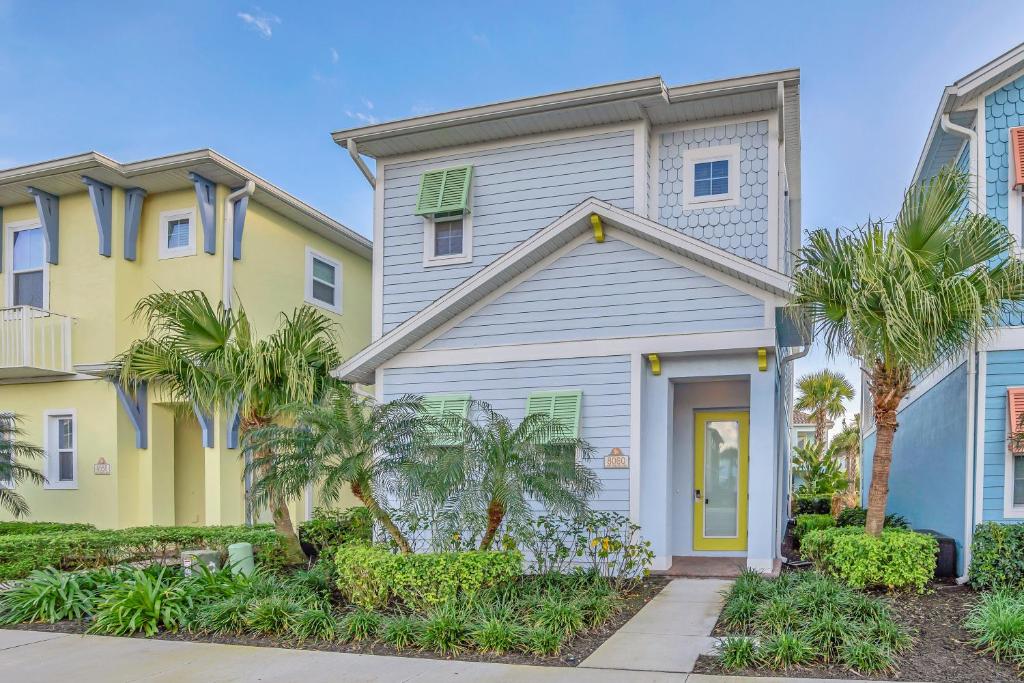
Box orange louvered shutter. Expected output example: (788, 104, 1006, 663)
(1011, 127, 1024, 190)
(1009, 388, 1024, 453)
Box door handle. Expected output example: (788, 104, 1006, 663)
(694, 489, 702, 501)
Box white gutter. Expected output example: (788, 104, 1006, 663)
(957, 345, 977, 584)
(222, 181, 256, 309)
(940, 114, 979, 211)
(347, 139, 376, 189)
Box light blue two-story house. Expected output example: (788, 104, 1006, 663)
(862, 42, 1024, 577)
(334, 70, 804, 573)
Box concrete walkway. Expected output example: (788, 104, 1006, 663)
(0, 628, 924, 682)
(581, 577, 727, 673)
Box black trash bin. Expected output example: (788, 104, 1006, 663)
(916, 529, 957, 578)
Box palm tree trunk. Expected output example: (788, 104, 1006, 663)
(865, 362, 911, 536)
(479, 499, 505, 550)
(244, 416, 305, 563)
(350, 480, 412, 554)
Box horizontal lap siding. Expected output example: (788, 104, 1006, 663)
(425, 238, 763, 349)
(383, 356, 631, 515)
(381, 130, 635, 333)
(982, 351, 1024, 522)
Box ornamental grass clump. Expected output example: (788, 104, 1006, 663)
(714, 570, 912, 675)
(964, 590, 1024, 666)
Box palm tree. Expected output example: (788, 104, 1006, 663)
(243, 385, 424, 554)
(830, 414, 861, 506)
(793, 167, 1024, 534)
(794, 370, 854, 445)
(792, 440, 847, 497)
(0, 413, 47, 518)
(116, 291, 340, 561)
(422, 400, 601, 550)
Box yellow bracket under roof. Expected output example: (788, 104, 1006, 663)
(590, 213, 604, 243)
(647, 353, 661, 375)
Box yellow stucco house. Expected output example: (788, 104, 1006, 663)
(0, 150, 371, 529)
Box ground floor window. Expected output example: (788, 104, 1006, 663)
(1015, 456, 1024, 507)
(44, 411, 76, 489)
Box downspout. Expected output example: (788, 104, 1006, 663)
(940, 114, 979, 211)
(958, 345, 977, 584)
(222, 181, 256, 310)
(347, 138, 376, 189)
(941, 113, 979, 582)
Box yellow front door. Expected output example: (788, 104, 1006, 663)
(693, 410, 749, 551)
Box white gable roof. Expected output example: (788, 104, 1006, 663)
(336, 198, 792, 384)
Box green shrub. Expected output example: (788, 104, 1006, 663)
(964, 590, 1024, 663)
(246, 596, 300, 635)
(0, 525, 282, 580)
(524, 626, 563, 656)
(0, 567, 98, 624)
(380, 615, 422, 649)
(969, 522, 1024, 590)
(757, 631, 815, 669)
(291, 607, 339, 643)
(718, 636, 758, 670)
(298, 507, 372, 555)
(340, 607, 381, 641)
(0, 522, 95, 536)
(801, 527, 937, 591)
(334, 544, 522, 611)
(794, 514, 835, 541)
(471, 617, 527, 653)
(793, 494, 831, 515)
(418, 603, 470, 656)
(89, 567, 194, 636)
(835, 507, 908, 530)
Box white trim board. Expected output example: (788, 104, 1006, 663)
(383, 328, 778, 371)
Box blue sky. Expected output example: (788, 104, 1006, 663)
(3, 0, 1024, 414)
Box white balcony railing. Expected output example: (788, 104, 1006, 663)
(0, 306, 73, 377)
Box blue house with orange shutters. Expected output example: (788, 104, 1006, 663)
(862, 42, 1024, 577)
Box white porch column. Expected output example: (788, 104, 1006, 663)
(746, 359, 778, 572)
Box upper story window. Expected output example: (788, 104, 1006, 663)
(6, 222, 46, 309)
(683, 145, 741, 210)
(415, 166, 474, 267)
(158, 209, 196, 259)
(305, 247, 342, 314)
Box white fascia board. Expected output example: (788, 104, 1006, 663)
(334, 197, 793, 383)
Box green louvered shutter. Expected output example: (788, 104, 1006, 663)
(421, 394, 471, 445)
(526, 390, 582, 440)
(414, 166, 473, 216)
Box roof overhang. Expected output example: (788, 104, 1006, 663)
(913, 42, 1024, 184)
(334, 197, 793, 385)
(0, 150, 371, 258)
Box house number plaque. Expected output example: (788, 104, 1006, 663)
(93, 458, 112, 475)
(604, 448, 628, 469)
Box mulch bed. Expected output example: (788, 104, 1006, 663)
(693, 578, 1020, 682)
(3, 576, 668, 668)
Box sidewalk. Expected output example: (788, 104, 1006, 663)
(0, 628, 925, 683)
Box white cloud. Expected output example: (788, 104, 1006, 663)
(361, 98, 374, 110)
(345, 110, 380, 125)
(470, 32, 489, 46)
(329, 47, 339, 64)
(237, 9, 280, 39)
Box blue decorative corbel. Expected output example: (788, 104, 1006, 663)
(123, 187, 146, 261)
(232, 192, 249, 260)
(192, 403, 215, 448)
(115, 380, 148, 449)
(227, 401, 242, 449)
(82, 176, 113, 257)
(26, 187, 59, 265)
(188, 172, 217, 255)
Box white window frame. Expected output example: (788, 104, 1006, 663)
(422, 186, 473, 268)
(43, 409, 77, 490)
(158, 208, 197, 260)
(0, 412, 14, 489)
(682, 144, 741, 210)
(305, 247, 343, 314)
(4, 219, 49, 309)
